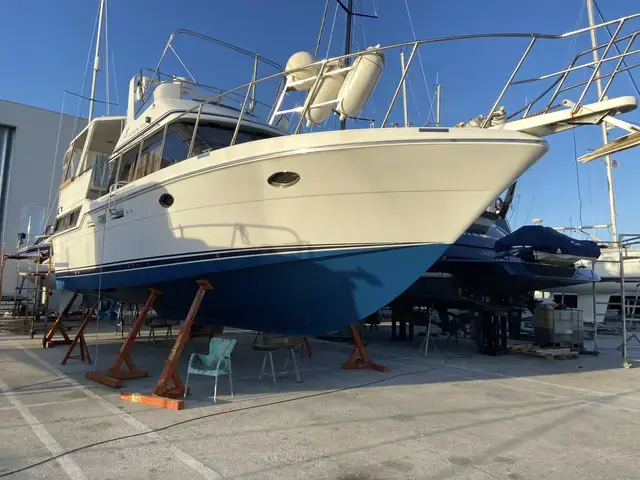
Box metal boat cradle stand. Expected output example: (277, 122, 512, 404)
(13, 13, 640, 408)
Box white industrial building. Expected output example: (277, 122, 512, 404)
(0, 99, 86, 295)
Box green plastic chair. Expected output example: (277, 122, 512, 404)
(185, 337, 236, 403)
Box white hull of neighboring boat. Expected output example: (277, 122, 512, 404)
(53, 127, 547, 276)
(543, 247, 640, 322)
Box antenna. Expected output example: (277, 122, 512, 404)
(335, 0, 378, 130)
(435, 84, 442, 127)
(400, 51, 408, 127)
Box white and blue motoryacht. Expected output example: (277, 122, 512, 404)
(44, 16, 640, 334)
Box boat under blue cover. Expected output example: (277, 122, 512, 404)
(56, 243, 449, 334)
(400, 216, 599, 309)
(495, 225, 601, 260)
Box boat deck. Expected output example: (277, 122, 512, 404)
(1, 324, 639, 479)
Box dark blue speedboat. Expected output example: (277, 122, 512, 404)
(399, 190, 601, 313)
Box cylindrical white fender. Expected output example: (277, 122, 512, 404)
(304, 60, 347, 125)
(285, 51, 320, 91)
(336, 46, 385, 120)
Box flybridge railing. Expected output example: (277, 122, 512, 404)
(502, 14, 640, 123)
(138, 13, 640, 152)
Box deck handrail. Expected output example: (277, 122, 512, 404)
(132, 12, 640, 153)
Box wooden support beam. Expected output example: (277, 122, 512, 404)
(86, 289, 160, 388)
(120, 392, 184, 411)
(121, 280, 214, 410)
(341, 324, 388, 372)
(60, 296, 101, 365)
(43, 292, 79, 348)
(302, 337, 312, 358)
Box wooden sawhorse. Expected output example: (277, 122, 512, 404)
(86, 289, 161, 388)
(60, 296, 101, 365)
(121, 280, 214, 410)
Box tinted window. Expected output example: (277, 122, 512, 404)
(159, 121, 274, 170)
(106, 156, 120, 190)
(161, 123, 192, 168)
(118, 144, 140, 183)
(53, 207, 81, 233)
(134, 131, 163, 180)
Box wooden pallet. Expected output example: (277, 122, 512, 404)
(508, 344, 579, 360)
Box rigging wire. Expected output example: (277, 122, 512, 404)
(360, 5, 368, 47)
(105, 0, 110, 116)
(325, 0, 339, 59)
(403, 0, 435, 125)
(111, 52, 120, 116)
(371, 0, 379, 17)
(314, 0, 330, 58)
(0, 357, 451, 478)
(406, 70, 421, 119)
(44, 93, 67, 227)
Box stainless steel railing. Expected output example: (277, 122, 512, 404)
(137, 12, 640, 153)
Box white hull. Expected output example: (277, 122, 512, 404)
(53, 127, 548, 276)
(543, 248, 640, 323)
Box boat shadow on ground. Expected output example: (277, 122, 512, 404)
(3, 323, 640, 409)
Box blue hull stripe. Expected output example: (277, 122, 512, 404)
(57, 243, 449, 334)
(56, 242, 432, 280)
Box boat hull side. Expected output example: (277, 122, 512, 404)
(56, 242, 449, 334)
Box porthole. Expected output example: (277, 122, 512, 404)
(159, 193, 174, 208)
(268, 171, 300, 188)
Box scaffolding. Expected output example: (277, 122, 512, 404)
(617, 233, 640, 368)
(0, 243, 53, 338)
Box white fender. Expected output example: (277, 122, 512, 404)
(285, 51, 320, 91)
(336, 46, 385, 121)
(304, 60, 347, 125)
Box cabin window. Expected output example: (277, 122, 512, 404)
(106, 156, 120, 190)
(53, 207, 81, 233)
(62, 146, 82, 182)
(86, 155, 111, 199)
(133, 131, 163, 180)
(160, 123, 193, 168)
(158, 120, 275, 170)
(118, 143, 140, 183)
(85, 150, 111, 172)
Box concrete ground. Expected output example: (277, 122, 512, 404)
(1, 320, 640, 480)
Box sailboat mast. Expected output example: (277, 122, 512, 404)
(340, 0, 353, 131)
(586, 0, 618, 243)
(88, 0, 106, 122)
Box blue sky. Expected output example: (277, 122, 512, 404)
(1, 0, 639, 240)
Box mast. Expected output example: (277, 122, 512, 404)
(335, 0, 377, 130)
(586, 0, 618, 243)
(341, 0, 353, 131)
(88, 0, 106, 122)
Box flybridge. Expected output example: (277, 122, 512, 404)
(124, 11, 640, 149)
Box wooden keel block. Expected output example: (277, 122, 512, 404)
(120, 392, 184, 411)
(85, 372, 122, 388)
